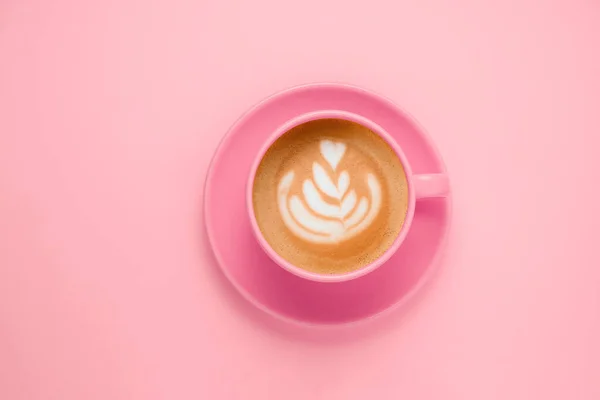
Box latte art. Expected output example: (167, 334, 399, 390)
(277, 140, 382, 244)
(252, 118, 409, 275)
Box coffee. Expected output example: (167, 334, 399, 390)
(252, 119, 409, 275)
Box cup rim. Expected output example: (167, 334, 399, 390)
(246, 110, 417, 283)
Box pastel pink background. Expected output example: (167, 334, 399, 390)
(1, 1, 599, 399)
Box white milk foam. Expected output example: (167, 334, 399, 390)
(276, 140, 382, 244)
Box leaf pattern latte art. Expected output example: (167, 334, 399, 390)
(277, 140, 382, 244)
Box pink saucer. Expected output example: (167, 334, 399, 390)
(204, 83, 451, 326)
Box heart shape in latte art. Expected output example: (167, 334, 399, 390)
(277, 140, 382, 244)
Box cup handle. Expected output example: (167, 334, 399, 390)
(413, 173, 450, 199)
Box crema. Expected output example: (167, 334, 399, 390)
(252, 119, 409, 274)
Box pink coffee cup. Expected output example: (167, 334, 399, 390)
(246, 110, 449, 283)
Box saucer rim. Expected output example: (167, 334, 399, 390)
(204, 81, 453, 329)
